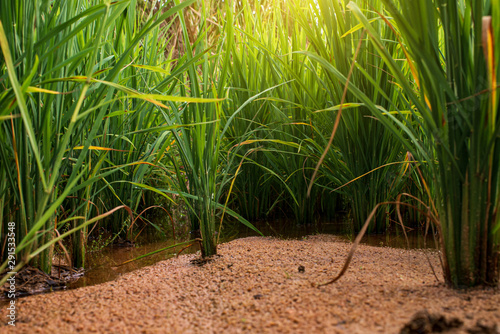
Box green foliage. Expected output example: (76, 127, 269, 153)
(1, 0, 498, 290)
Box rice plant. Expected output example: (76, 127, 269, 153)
(0, 0, 203, 279)
(283, 0, 409, 233)
(150, 0, 264, 257)
(223, 0, 337, 225)
(346, 0, 500, 287)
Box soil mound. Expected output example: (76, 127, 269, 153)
(1, 235, 499, 333)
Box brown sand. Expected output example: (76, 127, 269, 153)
(1, 235, 499, 333)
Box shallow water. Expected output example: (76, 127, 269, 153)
(68, 239, 201, 289)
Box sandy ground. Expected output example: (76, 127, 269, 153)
(1, 235, 499, 333)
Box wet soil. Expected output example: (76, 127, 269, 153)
(1, 235, 499, 333)
(1, 265, 84, 299)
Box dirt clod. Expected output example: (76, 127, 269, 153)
(1, 265, 83, 298)
(467, 319, 499, 334)
(190, 254, 219, 266)
(400, 310, 463, 333)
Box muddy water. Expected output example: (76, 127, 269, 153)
(67, 239, 201, 289)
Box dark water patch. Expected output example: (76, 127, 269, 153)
(227, 218, 437, 250)
(338, 231, 438, 249)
